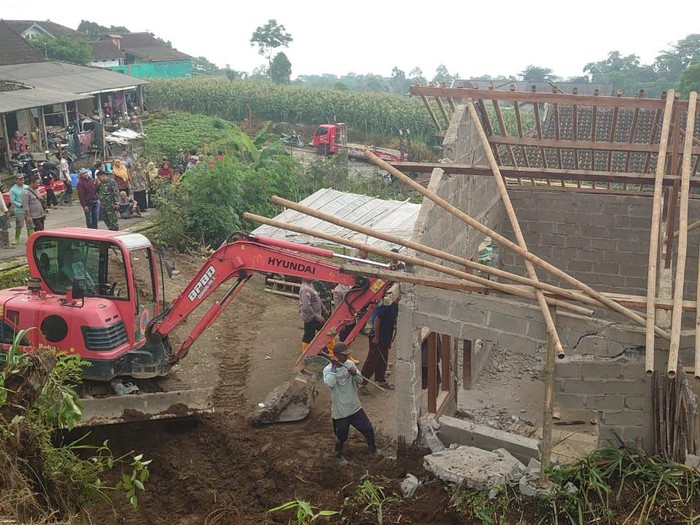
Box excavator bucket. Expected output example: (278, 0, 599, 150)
(249, 356, 330, 426)
(77, 387, 215, 427)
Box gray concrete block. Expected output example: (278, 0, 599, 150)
(589, 238, 618, 251)
(555, 393, 587, 410)
(601, 411, 646, 426)
(585, 395, 625, 411)
(489, 312, 529, 334)
(566, 237, 591, 249)
(423, 446, 526, 489)
(437, 416, 540, 464)
(596, 380, 651, 396)
(450, 303, 488, 325)
(581, 363, 622, 380)
(555, 360, 582, 379)
(575, 336, 624, 358)
(415, 296, 452, 317)
(624, 396, 648, 411)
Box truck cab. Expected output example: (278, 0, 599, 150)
(311, 123, 347, 155)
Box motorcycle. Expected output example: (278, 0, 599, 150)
(282, 131, 305, 148)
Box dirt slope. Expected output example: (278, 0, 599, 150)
(81, 252, 451, 524)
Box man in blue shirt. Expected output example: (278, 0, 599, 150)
(323, 342, 378, 465)
(9, 174, 32, 244)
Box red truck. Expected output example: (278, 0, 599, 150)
(311, 123, 408, 162)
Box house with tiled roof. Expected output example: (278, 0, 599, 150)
(90, 40, 125, 68)
(3, 19, 83, 39)
(99, 32, 192, 78)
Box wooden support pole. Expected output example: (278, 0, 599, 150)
(427, 332, 438, 413)
(364, 150, 670, 341)
(270, 195, 603, 310)
(245, 213, 593, 316)
(441, 334, 451, 391)
(540, 306, 557, 487)
(668, 91, 697, 378)
(466, 99, 564, 358)
(646, 90, 677, 374)
(695, 244, 700, 380)
(462, 340, 472, 390)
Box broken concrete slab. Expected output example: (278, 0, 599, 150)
(423, 446, 526, 490)
(437, 415, 540, 463)
(419, 416, 445, 453)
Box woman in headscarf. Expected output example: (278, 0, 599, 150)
(130, 161, 148, 214)
(146, 161, 158, 208)
(112, 158, 130, 195)
(158, 158, 175, 183)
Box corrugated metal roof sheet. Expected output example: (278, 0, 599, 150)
(0, 84, 91, 113)
(252, 188, 419, 251)
(0, 60, 147, 95)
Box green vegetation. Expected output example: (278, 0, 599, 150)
(144, 79, 437, 141)
(26, 31, 92, 66)
(268, 499, 339, 524)
(451, 445, 700, 524)
(0, 330, 149, 521)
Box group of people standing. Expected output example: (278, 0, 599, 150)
(76, 149, 151, 231)
(299, 247, 405, 466)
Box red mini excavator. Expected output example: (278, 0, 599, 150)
(0, 228, 391, 426)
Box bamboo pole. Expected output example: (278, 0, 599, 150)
(466, 99, 563, 358)
(270, 195, 604, 310)
(668, 91, 697, 378)
(540, 306, 557, 487)
(696, 245, 700, 379)
(244, 213, 592, 316)
(365, 151, 670, 340)
(341, 265, 594, 316)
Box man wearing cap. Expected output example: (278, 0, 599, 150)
(10, 174, 32, 244)
(323, 342, 379, 465)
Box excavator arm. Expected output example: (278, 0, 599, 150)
(147, 233, 388, 362)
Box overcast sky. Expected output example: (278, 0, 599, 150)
(4, 0, 698, 81)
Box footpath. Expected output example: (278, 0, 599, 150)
(0, 202, 153, 262)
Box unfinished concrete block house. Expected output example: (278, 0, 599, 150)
(387, 83, 700, 466)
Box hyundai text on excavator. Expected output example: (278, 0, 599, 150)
(1, 228, 391, 426)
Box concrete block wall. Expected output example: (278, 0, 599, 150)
(496, 190, 700, 299)
(395, 284, 685, 452)
(411, 105, 501, 276)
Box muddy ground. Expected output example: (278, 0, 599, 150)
(80, 252, 454, 525)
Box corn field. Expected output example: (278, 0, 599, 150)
(144, 79, 437, 141)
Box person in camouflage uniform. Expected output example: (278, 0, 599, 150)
(96, 171, 120, 231)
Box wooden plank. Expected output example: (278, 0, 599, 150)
(462, 339, 473, 390)
(419, 94, 442, 132)
(434, 96, 451, 129)
(441, 334, 451, 392)
(645, 90, 676, 375)
(264, 289, 300, 299)
(487, 135, 691, 154)
(532, 101, 549, 181)
(492, 99, 517, 168)
(409, 85, 690, 110)
(668, 91, 697, 378)
(512, 96, 535, 184)
(573, 103, 580, 187)
(390, 162, 700, 188)
(466, 99, 565, 358)
(553, 103, 563, 179)
(645, 97, 664, 173)
(427, 332, 438, 414)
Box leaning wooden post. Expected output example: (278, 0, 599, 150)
(668, 91, 697, 378)
(364, 151, 670, 340)
(645, 90, 676, 374)
(245, 212, 593, 316)
(540, 306, 557, 487)
(695, 246, 700, 380)
(465, 99, 562, 357)
(270, 195, 603, 310)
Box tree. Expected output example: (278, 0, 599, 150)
(77, 20, 129, 35)
(408, 67, 427, 86)
(583, 51, 653, 94)
(432, 64, 459, 85)
(270, 52, 292, 83)
(192, 56, 221, 76)
(519, 65, 558, 83)
(389, 67, 408, 94)
(27, 32, 91, 65)
(678, 63, 700, 98)
(250, 19, 293, 75)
